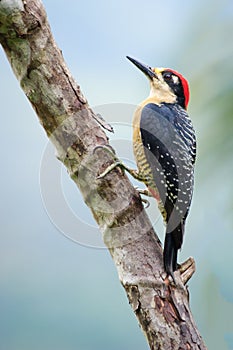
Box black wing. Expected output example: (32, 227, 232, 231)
(140, 102, 196, 246)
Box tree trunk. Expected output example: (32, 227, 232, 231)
(0, 1, 207, 349)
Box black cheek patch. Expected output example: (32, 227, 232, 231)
(162, 71, 186, 109)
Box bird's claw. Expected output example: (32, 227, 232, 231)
(140, 197, 150, 208)
(94, 145, 146, 187)
(134, 187, 153, 197)
(133, 187, 151, 208)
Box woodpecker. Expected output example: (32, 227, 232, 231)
(126, 56, 196, 279)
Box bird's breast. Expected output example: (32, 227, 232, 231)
(132, 105, 157, 191)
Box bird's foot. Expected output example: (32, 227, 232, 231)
(140, 197, 150, 208)
(133, 187, 152, 208)
(94, 145, 142, 181)
(97, 160, 124, 179)
(93, 144, 118, 179)
(135, 187, 153, 197)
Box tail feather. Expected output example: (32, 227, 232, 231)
(163, 222, 184, 278)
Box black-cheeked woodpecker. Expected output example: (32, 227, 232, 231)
(98, 56, 196, 280)
(127, 56, 196, 279)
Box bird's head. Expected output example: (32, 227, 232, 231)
(126, 56, 190, 110)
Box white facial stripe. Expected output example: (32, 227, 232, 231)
(172, 75, 179, 84)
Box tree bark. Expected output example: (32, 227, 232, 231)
(0, 1, 207, 349)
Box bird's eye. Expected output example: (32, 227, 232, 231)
(163, 72, 173, 81)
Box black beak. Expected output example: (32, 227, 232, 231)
(126, 56, 156, 80)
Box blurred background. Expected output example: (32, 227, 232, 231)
(0, 0, 233, 349)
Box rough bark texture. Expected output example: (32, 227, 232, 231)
(0, 1, 207, 349)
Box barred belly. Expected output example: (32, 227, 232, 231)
(133, 130, 167, 223)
